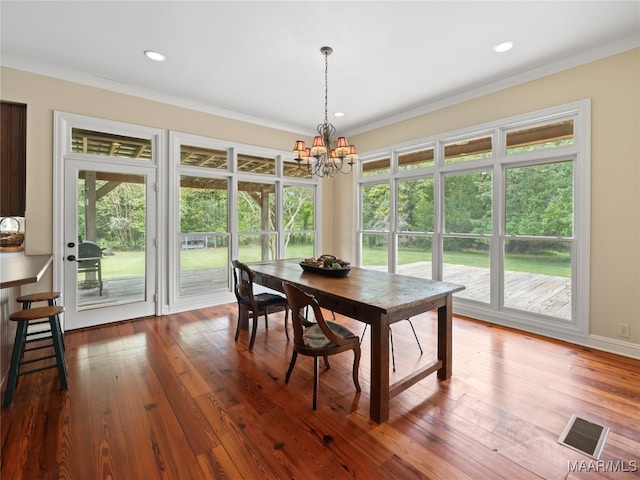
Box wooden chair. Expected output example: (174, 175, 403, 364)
(231, 260, 290, 351)
(283, 282, 361, 410)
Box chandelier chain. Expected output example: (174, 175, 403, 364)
(324, 50, 329, 124)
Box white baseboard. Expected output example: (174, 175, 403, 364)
(454, 304, 640, 360)
(586, 334, 640, 359)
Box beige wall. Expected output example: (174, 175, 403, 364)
(1, 48, 638, 349)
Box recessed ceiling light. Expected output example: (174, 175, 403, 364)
(334, 112, 344, 117)
(492, 41, 514, 53)
(144, 50, 166, 62)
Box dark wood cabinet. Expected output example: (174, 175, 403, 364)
(1, 101, 27, 217)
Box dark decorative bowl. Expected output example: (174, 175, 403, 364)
(299, 262, 352, 278)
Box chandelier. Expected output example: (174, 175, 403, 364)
(293, 46, 358, 177)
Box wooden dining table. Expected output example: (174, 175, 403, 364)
(247, 259, 465, 423)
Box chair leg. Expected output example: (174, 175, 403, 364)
(390, 326, 396, 372)
(362, 320, 421, 372)
(285, 352, 298, 383)
(312, 356, 319, 410)
(283, 306, 290, 340)
(234, 306, 242, 342)
(3, 322, 28, 407)
(360, 323, 367, 344)
(407, 319, 423, 354)
(248, 312, 259, 351)
(361, 323, 394, 371)
(323, 356, 330, 369)
(352, 347, 362, 392)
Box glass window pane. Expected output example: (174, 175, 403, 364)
(504, 239, 571, 319)
(237, 153, 276, 175)
(72, 128, 152, 160)
(283, 184, 315, 259)
(362, 183, 390, 230)
(285, 232, 314, 260)
(397, 234, 432, 279)
(180, 145, 228, 170)
(444, 171, 492, 234)
(443, 237, 490, 303)
(238, 181, 276, 232)
(361, 233, 388, 270)
(179, 234, 229, 296)
(506, 162, 573, 237)
(238, 233, 277, 262)
(77, 172, 147, 310)
(179, 175, 229, 296)
(397, 177, 433, 232)
(362, 157, 390, 176)
(399, 148, 434, 171)
(283, 185, 314, 229)
(444, 135, 492, 164)
(180, 176, 228, 232)
(506, 120, 574, 154)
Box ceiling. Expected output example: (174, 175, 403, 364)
(2, 1, 639, 137)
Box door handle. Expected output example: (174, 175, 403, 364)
(67, 255, 77, 262)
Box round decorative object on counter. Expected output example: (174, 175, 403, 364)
(0, 217, 24, 249)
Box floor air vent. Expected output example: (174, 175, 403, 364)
(558, 414, 609, 459)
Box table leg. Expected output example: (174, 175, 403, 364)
(437, 294, 453, 380)
(370, 314, 390, 423)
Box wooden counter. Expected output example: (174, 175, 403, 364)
(1, 253, 54, 386)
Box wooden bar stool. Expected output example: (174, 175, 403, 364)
(16, 291, 65, 350)
(3, 305, 68, 406)
(16, 291, 60, 309)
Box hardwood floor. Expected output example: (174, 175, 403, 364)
(2, 305, 639, 479)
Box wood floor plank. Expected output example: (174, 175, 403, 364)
(193, 391, 284, 480)
(2, 306, 639, 479)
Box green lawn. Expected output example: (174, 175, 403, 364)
(100, 245, 570, 278)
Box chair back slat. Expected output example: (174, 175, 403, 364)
(232, 260, 256, 306)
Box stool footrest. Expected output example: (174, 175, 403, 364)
(23, 342, 55, 353)
(19, 353, 56, 366)
(17, 362, 58, 377)
(26, 319, 49, 326)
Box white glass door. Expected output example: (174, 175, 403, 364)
(63, 159, 157, 329)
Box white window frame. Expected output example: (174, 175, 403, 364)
(168, 131, 320, 313)
(357, 100, 591, 344)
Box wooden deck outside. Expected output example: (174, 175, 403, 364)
(79, 262, 571, 320)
